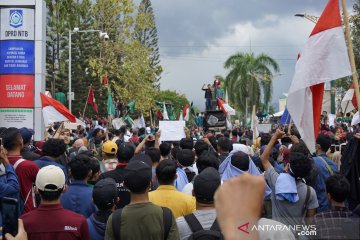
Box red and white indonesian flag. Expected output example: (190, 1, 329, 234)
(217, 98, 236, 116)
(287, 0, 352, 153)
(341, 83, 358, 112)
(40, 92, 77, 125)
(183, 104, 190, 121)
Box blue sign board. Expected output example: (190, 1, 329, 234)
(0, 40, 34, 74)
(9, 10, 23, 28)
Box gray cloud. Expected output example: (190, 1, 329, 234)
(150, 0, 355, 111)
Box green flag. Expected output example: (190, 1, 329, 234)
(123, 115, 134, 127)
(107, 91, 115, 117)
(127, 100, 136, 114)
(166, 104, 176, 120)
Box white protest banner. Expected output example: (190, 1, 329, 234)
(63, 119, 86, 129)
(64, 121, 78, 130)
(257, 124, 272, 133)
(159, 121, 186, 141)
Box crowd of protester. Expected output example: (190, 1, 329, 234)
(0, 109, 360, 240)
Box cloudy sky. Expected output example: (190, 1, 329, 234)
(150, 0, 355, 112)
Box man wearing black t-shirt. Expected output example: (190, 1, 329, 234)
(98, 143, 135, 208)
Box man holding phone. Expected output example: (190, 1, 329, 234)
(1, 128, 39, 214)
(0, 143, 19, 201)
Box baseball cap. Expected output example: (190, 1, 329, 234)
(193, 167, 221, 203)
(36, 165, 65, 191)
(102, 141, 118, 154)
(19, 127, 35, 144)
(124, 160, 152, 193)
(93, 178, 117, 209)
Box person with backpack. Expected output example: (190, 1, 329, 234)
(313, 134, 338, 213)
(176, 167, 222, 240)
(105, 160, 179, 239)
(175, 149, 196, 191)
(87, 178, 118, 240)
(2, 128, 39, 214)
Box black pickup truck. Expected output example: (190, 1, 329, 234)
(203, 110, 227, 132)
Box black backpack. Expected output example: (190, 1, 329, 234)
(184, 168, 196, 182)
(184, 213, 223, 240)
(112, 206, 172, 240)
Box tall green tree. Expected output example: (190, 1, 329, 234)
(154, 90, 189, 117)
(45, 0, 162, 117)
(45, 0, 78, 94)
(46, 0, 102, 116)
(223, 52, 280, 115)
(89, 0, 159, 115)
(66, 0, 102, 117)
(134, 0, 162, 89)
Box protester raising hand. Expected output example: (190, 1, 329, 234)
(290, 135, 299, 144)
(135, 134, 152, 154)
(184, 127, 190, 138)
(274, 129, 286, 140)
(155, 130, 161, 149)
(214, 173, 265, 240)
(260, 129, 285, 170)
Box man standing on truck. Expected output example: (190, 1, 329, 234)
(202, 84, 213, 110)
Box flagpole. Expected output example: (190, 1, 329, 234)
(107, 83, 112, 129)
(342, 0, 360, 111)
(82, 85, 91, 119)
(288, 117, 293, 135)
(252, 105, 257, 143)
(344, 100, 349, 113)
(149, 109, 153, 127)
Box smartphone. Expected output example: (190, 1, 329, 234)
(0, 138, 2, 147)
(1, 197, 19, 236)
(335, 145, 340, 152)
(330, 145, 335, 153)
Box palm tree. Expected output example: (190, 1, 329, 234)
(224, 52, 280, 116)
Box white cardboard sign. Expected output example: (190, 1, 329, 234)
(159, 121, 186, 141)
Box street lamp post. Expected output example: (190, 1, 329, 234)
(68, 28, 109, 112)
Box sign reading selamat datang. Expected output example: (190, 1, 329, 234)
(0, 7, 35, 127)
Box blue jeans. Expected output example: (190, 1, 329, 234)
(206, 98, 212, 110)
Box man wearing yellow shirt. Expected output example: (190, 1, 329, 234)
(149, 159, 196, 218)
